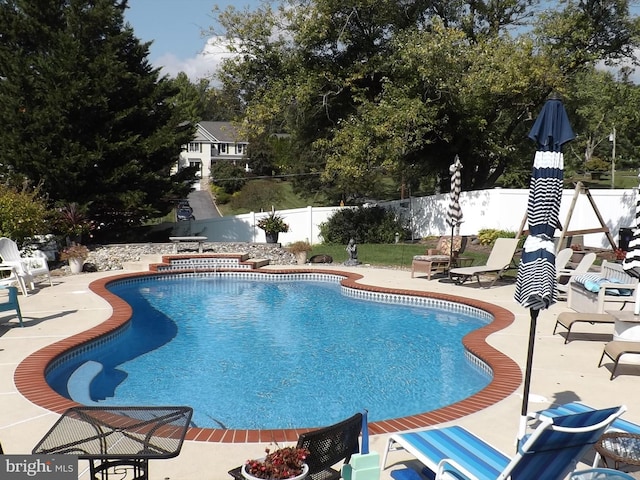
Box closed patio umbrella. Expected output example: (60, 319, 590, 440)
(623, 173, 640, 314)
(447, 156, 464, 275)
(447, 155, 464, 235)
(514, 94, 574, 440)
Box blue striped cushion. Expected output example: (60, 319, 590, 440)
(574, 274, 633, 296)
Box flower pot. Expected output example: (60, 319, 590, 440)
(295, 251, 308, 265)
(241, 462, 309, 480)
(265, 232, 279, 244)
(68, 257, 84, 274)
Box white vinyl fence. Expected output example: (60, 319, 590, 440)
(157, 188, 637, 249)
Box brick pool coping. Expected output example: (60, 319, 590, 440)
(14, 269, 520, 443)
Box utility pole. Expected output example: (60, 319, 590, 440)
(610, 126, 616, 189)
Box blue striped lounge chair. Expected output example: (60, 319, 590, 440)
(381, 405, 625, 480)
(533, 402, 640, 435)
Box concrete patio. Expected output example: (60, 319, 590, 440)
(1, 264, 639, 479)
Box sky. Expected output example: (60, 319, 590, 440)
(124, 0, 261, 81)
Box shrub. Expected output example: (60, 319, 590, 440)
(210, 161, 246, 194)
(477, 229, 517, 246)
(211, 184, 231, 205)
(319, 206, 411, 244)
(584, 157, 610, 172)
(0, 185, 49, 244)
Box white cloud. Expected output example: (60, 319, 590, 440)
(154, 36, 237, 83)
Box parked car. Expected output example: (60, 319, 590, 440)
(177, 200, 192, 212)
(177, 208, 194, 221)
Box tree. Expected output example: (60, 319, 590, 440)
(211, 0, 640, 199)
(0, 0, 197, 230)
(563, 68, 640, 175)
(167, 73, 242, 123)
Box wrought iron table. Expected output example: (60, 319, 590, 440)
(32, 406, 193, 480)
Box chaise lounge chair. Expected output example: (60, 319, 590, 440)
(534, 401, 640, 468)
(553, 312, 615, 343)
(449, 237, 519, 288)
(599, 341, 640, 380)
(533, 402, 640, 435)
(382, 405, 625, 480)
(228, 412, 363, 480)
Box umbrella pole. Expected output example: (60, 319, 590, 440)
(518, 308, 539, 442)
(448, 222, 455, 280)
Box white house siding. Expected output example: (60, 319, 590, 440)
(177, 122, 248, 179)
(157, 188, 636, 249)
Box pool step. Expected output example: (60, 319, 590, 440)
(67, 360, 102, 405)
(122, 254, 164, 271)
(149, 253, 270, 273)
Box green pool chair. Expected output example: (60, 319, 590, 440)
(0, 285, 22, 327)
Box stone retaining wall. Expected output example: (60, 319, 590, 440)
(85, 242, 297, 271)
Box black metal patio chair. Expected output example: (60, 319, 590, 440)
(228, 412, 363, 480)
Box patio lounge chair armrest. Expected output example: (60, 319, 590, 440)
(596, 282, 636, 290)
(436, 458, 479, 480)
(596, 282, 636, 303)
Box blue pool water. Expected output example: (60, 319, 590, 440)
(47, 275, 491, 430)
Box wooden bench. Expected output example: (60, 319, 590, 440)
(169, 236, 208, 254)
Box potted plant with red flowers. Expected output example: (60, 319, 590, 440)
(242, 445, 310, 480)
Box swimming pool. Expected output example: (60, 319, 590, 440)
(45, 272, 493, 431)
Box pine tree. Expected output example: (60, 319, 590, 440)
(0, 0, 196, 229)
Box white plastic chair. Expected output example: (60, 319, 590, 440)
(557, 252, 597, 298)
(555, 247, 573, 272)
(0, 265, 28, 296)
(0, 237, 52, 291)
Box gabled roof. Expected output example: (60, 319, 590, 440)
(198, 121, 247, 143)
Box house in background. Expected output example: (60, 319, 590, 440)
(177, 121, 248, 182)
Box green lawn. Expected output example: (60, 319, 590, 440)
(309, 243, 490, 268)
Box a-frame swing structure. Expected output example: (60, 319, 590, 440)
(517, 181, 618, 251)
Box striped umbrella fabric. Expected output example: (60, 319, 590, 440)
(514, 95, 574, 439)
(447, 155, 464, 233)
(623, 173, 640, 314)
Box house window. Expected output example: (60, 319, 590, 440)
(237, 144, 244, 155)
(188, 142, 201, 152)
(220, 143, 227, 153)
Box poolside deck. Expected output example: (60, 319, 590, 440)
(1, 265, 639, 479)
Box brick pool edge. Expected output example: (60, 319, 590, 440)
(14, 268, 520, 443)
